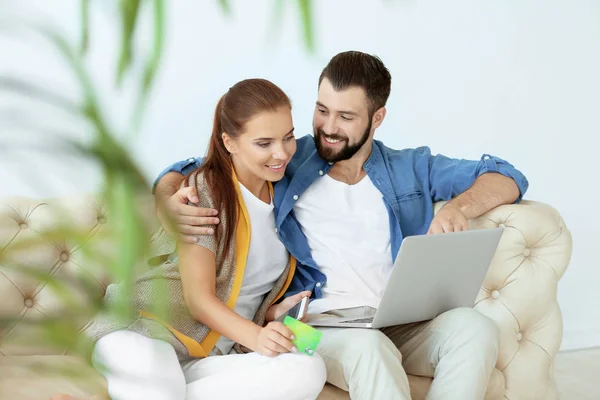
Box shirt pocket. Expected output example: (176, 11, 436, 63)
(396, 189, 423, 202)
(395, 188, 428, 235)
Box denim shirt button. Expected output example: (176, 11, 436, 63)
(293, 195, 299, 201)
(319, 170, 324, 176)
(316, 282, 322, 288)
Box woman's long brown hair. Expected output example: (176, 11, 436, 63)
(186, 78, 291, 258)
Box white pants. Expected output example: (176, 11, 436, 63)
(318, 307, 500, 400)
(92, 330, 327, 400)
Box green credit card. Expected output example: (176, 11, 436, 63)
(283, 316, 323, 356)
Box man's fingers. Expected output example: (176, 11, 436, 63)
(177, 224, 215, 236)
(455, 220, 468, 232)
(174, 215, 220, 227)
(173, 204, 218, 218)
(428, 221, 443, 235)
(176, 186, 199, 203)
(189, 207, 219, 218)
(441, 220, 454, 233)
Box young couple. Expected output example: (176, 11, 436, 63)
(55, 50, 528, 400)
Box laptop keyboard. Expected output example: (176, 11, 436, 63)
(340, 317, 374, 324)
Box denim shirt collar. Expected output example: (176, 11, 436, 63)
(364, 140, 396, 203)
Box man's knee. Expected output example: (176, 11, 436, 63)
(281, 353, 327, 397)
(441, 307, 500, 354)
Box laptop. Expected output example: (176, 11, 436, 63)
(306, 227, 504, 329)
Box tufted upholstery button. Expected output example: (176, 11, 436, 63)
(60, 252, 69, 262)
(491, 290, 500, 299)
(19, 223, 28, 229)
(516, 332, 523, 342)
(523, 248, 531, 257)
(498, 223, 506, 229)
(24, 298, 33, 308)
(97, 216, 106, 224)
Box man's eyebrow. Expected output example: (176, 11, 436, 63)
(254, 128, 295, 141)
(316, 101, 359, 116)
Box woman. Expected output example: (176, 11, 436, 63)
(53, 79, 327, 400)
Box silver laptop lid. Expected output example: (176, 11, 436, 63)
(371, 228, 503, 329)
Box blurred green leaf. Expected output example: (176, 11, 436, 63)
(80, 0, 90, 54)
(101, 176, 149, 319)
(296, 0, 315, 52)
(268, 0, 315, 53)
(131, 0, 166, 133)
(267, 0, 285, 42)
(218, 0, 232, 15)
(117, 0, 142, 86)
(0, 3, 163, 364)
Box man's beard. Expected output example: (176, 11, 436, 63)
(313, 120, 372, 163)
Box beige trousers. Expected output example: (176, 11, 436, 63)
(316, 307, 500, 400)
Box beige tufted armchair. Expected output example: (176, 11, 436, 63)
(0, 195, 572, 400)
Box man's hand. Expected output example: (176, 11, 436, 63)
(156, 186, 220, 244)
(427, 203, 469, 234)
(265, 291, 312, 323)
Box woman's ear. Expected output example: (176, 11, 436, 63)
(222, 132, 236, 154)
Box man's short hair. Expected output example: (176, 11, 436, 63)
(319, 51, 392, 116)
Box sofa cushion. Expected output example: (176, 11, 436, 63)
(0, 355, 108, 400)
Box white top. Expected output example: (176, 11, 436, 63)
(294, 174, 393, 314)
(214, 183, 288, 355)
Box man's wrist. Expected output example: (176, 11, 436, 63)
(154, 173, 184, 201)
(446, 192, 474, 217)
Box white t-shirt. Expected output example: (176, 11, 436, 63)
(214, 183, 288, 355)
(294, 174, 393, 314)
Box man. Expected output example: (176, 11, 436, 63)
(154, 51, 528, 399)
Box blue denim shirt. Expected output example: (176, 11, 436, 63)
(154, 135, 528, 299)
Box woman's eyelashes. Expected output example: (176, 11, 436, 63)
(255, 135, 294, 148)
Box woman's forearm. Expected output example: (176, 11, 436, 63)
(190, 294, 261, 350)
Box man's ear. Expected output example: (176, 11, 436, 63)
(222, 132, 236, 154)
(371, 107, 387, 130)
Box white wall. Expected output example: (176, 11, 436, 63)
(1, 0, 598, 350)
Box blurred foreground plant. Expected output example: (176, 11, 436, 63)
(0, 0, 317, 394)
(0, 0, 168, 366)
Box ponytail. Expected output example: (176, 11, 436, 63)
(187, 94, 237, 259)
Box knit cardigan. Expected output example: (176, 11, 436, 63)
(84, 170, 296, 361)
